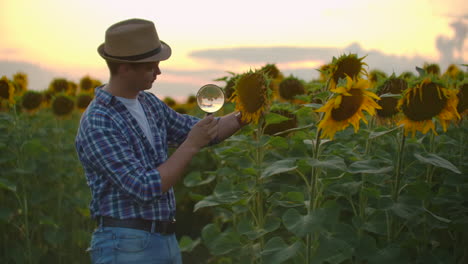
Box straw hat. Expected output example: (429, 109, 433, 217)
(97, 18, 171, 63)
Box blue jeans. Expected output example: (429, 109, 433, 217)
(87, 226, 182, 264)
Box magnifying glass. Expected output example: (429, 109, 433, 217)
(196, 84, 225, 114)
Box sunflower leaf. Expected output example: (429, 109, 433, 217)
(379, 93, 402, 98)
(369, 125, 402, 139)
(0, 178, 16, 193)
(265, 112, 291, 126)
(261, 159, 297, 179)
(261, 237, 302, 264)
(414, 153, 461, 174)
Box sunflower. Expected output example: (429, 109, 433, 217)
(376, 77, 407, 120)
(49, 78, 70, 94)
(186, 95, 197, 105)
(456, 83, 467, 116)
(13, 72, 28, 95)
(315, 76, 381, 139)
(423, 63, 441, 76)
(52, 94, 75, 117)
(163, 97, 176, 108)
(0, 76, 15, 106)
(278, 76, 305, 101)
(443, 64, 464, 81)
(368, 69, 388, 89)
(224, 74, 240, 101)
(397, 78, 460, 137)
(80, 76, 94, 92)
(264, 109, 297, 136)
(328, 53, 368, 90)
(21, 91, 43, 113)
(76, 93, 94, 112)
(232, 70, 271, 124)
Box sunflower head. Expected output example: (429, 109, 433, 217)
(423, 63, 441, 76)
(52, 94, 75, 117)
(316, 76, 381, 139)
(232, 70, 271, 124)
(0, 76, 15, 106)
(376, 77, 407, 119)
(264, 108, 298, 136)
(278, 76, 305, 101)
(369, 69, 388, 87)
(399, 71, 416, 81)
(398, 77, 460, 136)
(443, 64, 464, 81)
(457, 82, 468, 116)
(260, 64, 282, 79)
(13, 72, 28, 95)
(80, 76, 94, 92)
(318, 64, 332, 82)
(49, 78, 70, 94)
(21, 91, 43, 113)
(76, 93, 94, 112)
(328, 53, 368, 90)
(174, 105, 188, 114)
(224, 74, 240, 101)
(163, 97, 176, 108)
(186, 95, 197, 105)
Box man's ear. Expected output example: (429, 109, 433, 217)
(118, 63, 132, 75)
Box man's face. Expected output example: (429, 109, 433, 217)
(127, 61, 161, 90)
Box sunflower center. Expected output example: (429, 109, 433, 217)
(402, 82, 446, 121)
(377, 98, 398, 118)
(333, 57, 362, 83)
(0, 80, 10, 99)
(331, 89, 364, 121)
(237, 74, 266, 113)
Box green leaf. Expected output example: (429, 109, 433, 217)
(21, 139, 48, 158)
(261, 237, 302, 264)
(201, 224, 241, 255)
(0, 208, 14, 222)
(0, 178, 16, 192)
(261, 159, 297, 179)
(183, 171, 216, 187)
(423, 207, 451, 223)
(265, 112, 291, 126)
(414, 153, 461, 174)
(238, 217, 281, 240)
(329, 181, 362, 197)
(282, 208, 326, 237)
(307, 157, 347, 171)
(369, 125, 401, 139)
(193, 181, 244, 211)
(348, 160, 393, 174)
(302, 103, 323, 109)
(179, 236, 200, 252)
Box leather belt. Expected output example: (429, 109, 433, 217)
(98, 216, 176, 234)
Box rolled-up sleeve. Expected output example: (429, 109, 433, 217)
(80, 127, 162, 205)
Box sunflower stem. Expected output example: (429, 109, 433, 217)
(254, 118, 266, 259)
(425, 130, 436, 184)
(393, 127, 406, 202)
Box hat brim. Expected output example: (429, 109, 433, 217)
(97, 41, 172, 63)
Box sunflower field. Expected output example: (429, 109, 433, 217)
(0, 55, 467, 264)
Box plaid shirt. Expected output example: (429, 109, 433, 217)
(75, 86, 200, 221)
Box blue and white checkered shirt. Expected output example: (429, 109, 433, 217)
(75, 86, 200, 221)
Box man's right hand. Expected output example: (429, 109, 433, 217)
(184, 115, 218, 150)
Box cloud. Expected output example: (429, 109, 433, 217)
(0, 60, 61, 90)
(189, 42, 433, 80)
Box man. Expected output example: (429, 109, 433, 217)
(75, 18, 245, 263)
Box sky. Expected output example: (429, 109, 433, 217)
(0, 0, 467, 101)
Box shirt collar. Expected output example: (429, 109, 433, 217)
(94, 85, 147, 106)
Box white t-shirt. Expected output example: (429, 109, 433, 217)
(116, 96, 155, 150)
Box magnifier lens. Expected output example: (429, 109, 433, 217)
(196, 84, 225, 113)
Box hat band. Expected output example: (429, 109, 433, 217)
(103, 46, 162, 61)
